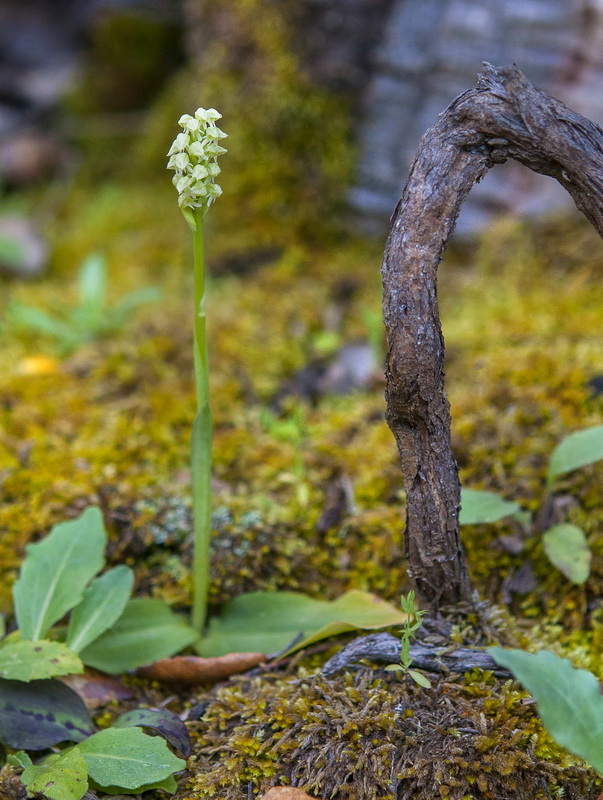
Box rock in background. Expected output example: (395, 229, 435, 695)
(351, 0, 603, 233)
(3, 0, 603, 239)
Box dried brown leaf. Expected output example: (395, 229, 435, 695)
(136, 652, 265, 685)
(60, 671, 134, 709)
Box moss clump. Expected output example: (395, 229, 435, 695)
(66, 9, 183, 115)
(182, 667, 599, 800)
(134, 0, 355, 254)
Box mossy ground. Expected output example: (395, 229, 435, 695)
(2, 3, 603, 795)
(2, 195, 603, 798)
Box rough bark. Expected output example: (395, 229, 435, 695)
(322, 632, 512, 678)
(383, 63, 603, 610)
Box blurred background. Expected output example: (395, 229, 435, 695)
(1, 0, 603, 640)
(1, 0, 603, 280)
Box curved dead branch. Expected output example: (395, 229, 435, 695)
(382, 63, 603, 609)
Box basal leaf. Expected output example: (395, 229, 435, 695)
(547, 425, 603, 483)
(108, 287, 163, 330)
(197, 590, 407, 657)
(93, 774, 178, 795)
(9, 303, 78, 342)
(67, 566, 134, 653)
(13, 507, 107, 641)
(542, 524, 591, 584)
(0, 678, 94, 749)
(78, 727, 185, 790)
(77, 253, 106, 333)
(0, 639, 83, 681)
(22, 746, 88, 800)
(459, 488, 521, 525)
(112, 708, 191, 758)
(79, 599, 198, 673)
(489, 648, 603, 775)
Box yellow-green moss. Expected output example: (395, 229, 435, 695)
(2, 22, 603, 795)
(179, 667, 599, 800)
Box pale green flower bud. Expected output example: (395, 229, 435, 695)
(203, 141, 227, 157)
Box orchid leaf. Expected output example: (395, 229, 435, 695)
(197, 590, 407, 657)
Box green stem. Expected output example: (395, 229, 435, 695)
(191, 209, 213, 632)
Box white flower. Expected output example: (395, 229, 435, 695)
(178, 114, 201, 132)
(188, 140, 208, 158)
(195, 107, 222, 123)
(167, 107, 227, 217)
(191, 164, 209, 180)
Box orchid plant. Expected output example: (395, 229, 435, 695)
(167, 107, 410, 655)
(167, 108, 227, 631)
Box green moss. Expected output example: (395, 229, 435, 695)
(180, 667, 599, 800)
(2, 22, 603, 794)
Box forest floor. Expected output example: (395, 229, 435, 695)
(1, 176, 603, 798)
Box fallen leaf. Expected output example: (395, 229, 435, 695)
(60, 672, 134, 709)
(260, 789, 319, 800)
(136, 652, 265, 685)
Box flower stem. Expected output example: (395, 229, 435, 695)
(191, 209, 213, 632)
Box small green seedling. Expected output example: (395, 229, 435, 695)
(9, 252, 161, 355)
(489, 647, 603, 778)
(385, 591, 431, 688)
(260, 404, 310, 505)
(460, 424, 603, 585)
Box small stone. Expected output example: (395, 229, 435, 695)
(259, 789, 319, 800)
(0, 130, 66, 186)
(0, 215, 47, 278)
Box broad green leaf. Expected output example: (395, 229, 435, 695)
(488, 648, 603, 775)
(94, 774, 178, 795)
(113, 708, 191, 757)
(13, 506, 107, 641)
(0, 678, 93, 749)
(66, 566, 134, 653)
(548, 425, 603, 483)
(80, 598, 198, 673)
(197, 590, 408, 657)
(542, 524, 591, 584)
(459, 488, 521, 525)
(22, 746, 88, 800)
(0, 639, 83, 681)
(77, 253, 106, 332)
(78, 727, 185, 790)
